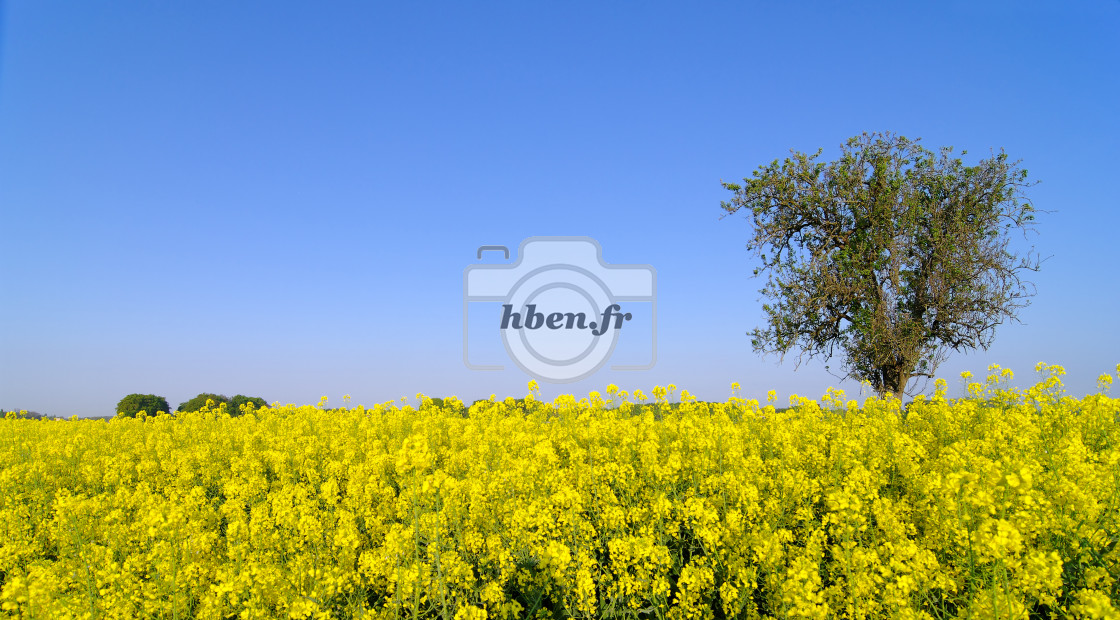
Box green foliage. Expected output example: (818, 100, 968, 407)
(177, 393, 230, 413)
(115, 394, 170, 418)
(177, 393, 268, 416)
(229, 395, 267, 415)
(721, 131, 1041, 399)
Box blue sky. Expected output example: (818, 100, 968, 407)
(2, 1, 1117, 416)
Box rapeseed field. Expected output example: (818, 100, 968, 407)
(1, 364, 1117, 619)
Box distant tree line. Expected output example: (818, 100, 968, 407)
(1, 409, 48, 420)
(114, 392, 267, 418)
(177, 393, 268, 414)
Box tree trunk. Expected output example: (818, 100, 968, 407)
(877, 365, 909, 402)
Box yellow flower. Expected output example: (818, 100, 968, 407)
(1, 364, 1110, 620)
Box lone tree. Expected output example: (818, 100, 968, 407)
(721, 132, 1041, 400)
(116, 394, 170, 418)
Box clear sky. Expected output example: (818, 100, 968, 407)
(2, 1, 1117, 416)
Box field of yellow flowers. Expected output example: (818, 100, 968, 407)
(1, 364, 1118, 619)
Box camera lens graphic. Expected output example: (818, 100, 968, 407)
(500, 265, 620, 383)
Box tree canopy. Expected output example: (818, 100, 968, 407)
(178, 393, 268, 416)
(230, 394, 268, 414)
(116, 394, 170, 418)
(177, 393, 229, 413)
(721, 132, 1040, 399)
